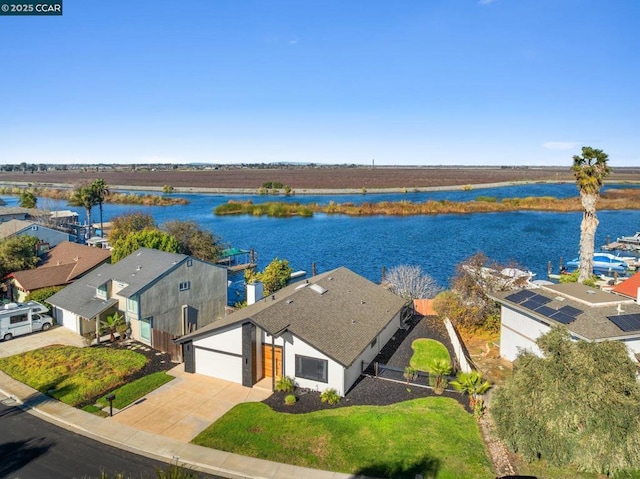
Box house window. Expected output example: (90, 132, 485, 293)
(140, 317, 152, 341)
(127, 296, 138, 313)
(295, 355, 328, 383)
(179, 281, 190, 291)
(370, 337, 377, 349)
(186, 259, 193, 267)
(97, 284, 107, 300)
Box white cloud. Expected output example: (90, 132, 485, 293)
(542, 141, 579, 151)
(289, 39, 298, 45)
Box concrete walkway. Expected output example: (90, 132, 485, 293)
(110, 365, 272, 442)
(0, 326, 85, 358)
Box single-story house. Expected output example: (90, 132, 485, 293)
(0, 219, 70, 248)
(5, 241, 111, 302)
(0, 206, 46, 223)
(175, 267, 408, 396)
(490, 282, 640, 362)
(47, 248, 227, 358)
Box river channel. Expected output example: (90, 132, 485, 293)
(5, 183, 640, 295)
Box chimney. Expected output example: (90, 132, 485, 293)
(247, 282, 264, 305)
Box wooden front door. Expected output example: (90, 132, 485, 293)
(262, 345, 282, 379)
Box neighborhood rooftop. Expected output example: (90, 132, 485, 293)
(491, 282, 640, 342)
(178, 266, 407, 368)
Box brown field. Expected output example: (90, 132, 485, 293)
(1, 166, 639, 192)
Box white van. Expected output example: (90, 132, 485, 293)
(0, 301, 53, 341)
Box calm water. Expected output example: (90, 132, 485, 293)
(6, 183, 640, 291)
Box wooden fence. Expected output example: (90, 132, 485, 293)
(152, 329, 182, 362)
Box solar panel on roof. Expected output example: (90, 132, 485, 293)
(535, 305, 557, 318)
(550, 311, 576, 325)
(526, 294, 552, 307)
(607, 313, 640, 333)
(505, 290, 536, 304)
(558, 305, 582, 317)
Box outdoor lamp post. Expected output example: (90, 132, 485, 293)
(106, 393, 116, 417)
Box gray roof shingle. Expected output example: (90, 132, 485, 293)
(178, 267, 407, 367)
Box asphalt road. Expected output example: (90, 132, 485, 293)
(0, 397, 218, 479)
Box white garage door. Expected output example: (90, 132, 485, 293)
(195, 347, 243, 384)
(59, 309, 80, 334)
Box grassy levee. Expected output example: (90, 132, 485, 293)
(192, 398, 493, 479)
(0, 186, 189, 206)
(214, 189, 640, 217)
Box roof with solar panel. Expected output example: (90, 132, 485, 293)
(490, 283, 640, 341)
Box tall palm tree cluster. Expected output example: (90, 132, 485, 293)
(68, 179, 110, 238)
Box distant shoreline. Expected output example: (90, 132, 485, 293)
(0, 179, 589, 196)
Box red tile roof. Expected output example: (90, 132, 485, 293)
(612, 272, 640, 300)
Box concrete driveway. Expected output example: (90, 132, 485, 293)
(109, 364, 272, 442)
(0, 325, 86, 358)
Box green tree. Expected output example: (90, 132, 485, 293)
(245, 258, 292, 296)
(0, 235, 39, 277)
(492, 327, 640, 475)
(108, 212, 156, 244)
(163, 220, 223, 262)
(572, 147, 611, 283)
(19, 190, 37, 209)
(68, 185, 97, 228)
(91, 179, 110, 238)
(111, 228, 180, 262)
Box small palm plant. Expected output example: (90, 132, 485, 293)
(450, 371, 490, 416)
(403, 366, 418, 384)
(429, 359, 451, 395)
(103, 311, 124, 342)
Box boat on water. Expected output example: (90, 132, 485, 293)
(565, 253, 629, 273)
(619, 232, 640, 246)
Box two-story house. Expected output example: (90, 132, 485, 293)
(47, 248, 227, 359)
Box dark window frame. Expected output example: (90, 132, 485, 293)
(295, 354, 328, 383)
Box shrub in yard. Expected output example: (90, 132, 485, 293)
(428, 359, 451, 395)
(274, 376, 295, 393)
(284, 394, 297, 406)
(320, 388, 340, 405)
(403, 366, 418, 383)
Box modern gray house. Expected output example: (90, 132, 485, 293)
(175, 267, 408, 395)
(47, 248, 227, 359)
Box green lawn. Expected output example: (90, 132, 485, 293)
(410, 339, 451, 372)
(96, 371, 174, 409)
(0, 345, 147, 407)
(193, 397, 493, 479)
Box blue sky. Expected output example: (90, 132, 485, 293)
(1, 0, 638, 166)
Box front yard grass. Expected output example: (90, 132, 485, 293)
(410, 338, 451, 372)
(193, 397, 493, 479)
(0, 345, 147, 407)
(96, 371, 174, 409)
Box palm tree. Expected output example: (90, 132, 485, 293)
(68, 186, 97, 235)
(572, 147, 611, 283)
(450, 371, 490, 409)
(91, 179, 110, 238)
(19, 190, 37, 209)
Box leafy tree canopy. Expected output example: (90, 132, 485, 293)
(0, 235, 40, 277)
(19, 190, 37, 209)
(163, 220, 223, 262)
(245, 258, 292, 296)
(492, 327, 640, 475)
(108, 212, 156, 244)
(111, 228, 180, 262)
